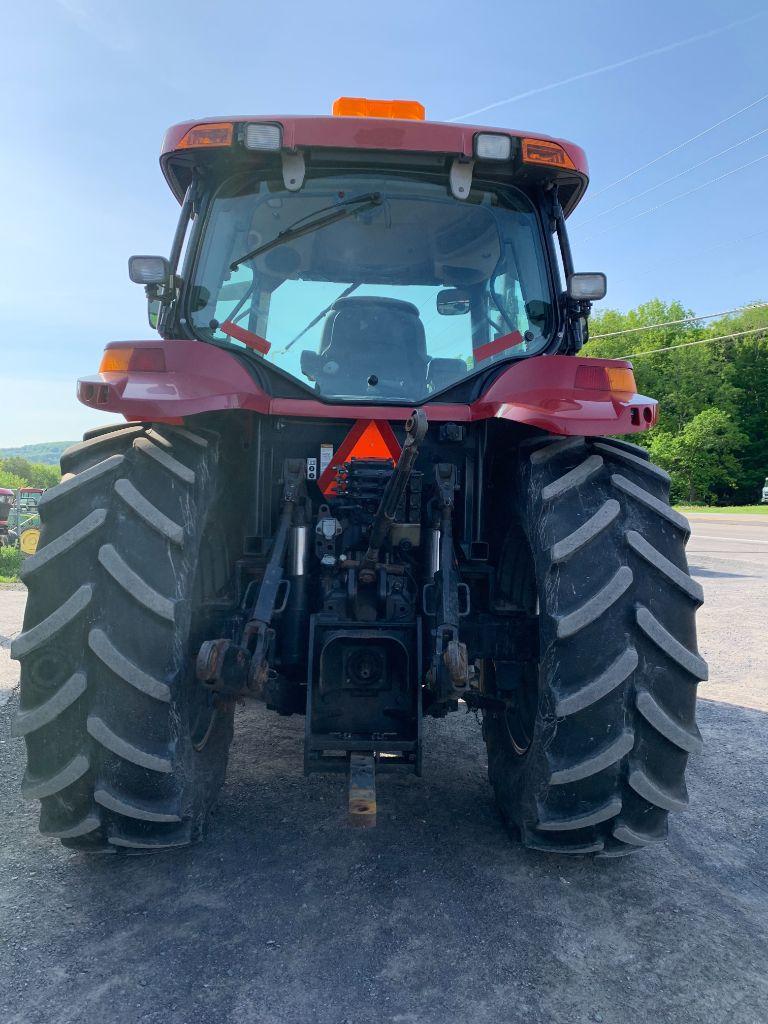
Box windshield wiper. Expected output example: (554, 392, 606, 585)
(279, 282, 360, 354)
(230, 192, 384, 272)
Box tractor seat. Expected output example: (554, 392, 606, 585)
(301, 296, 428, 396)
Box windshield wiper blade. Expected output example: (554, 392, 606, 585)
(279, 282, 360, 354)
(230, 192, 384, 272)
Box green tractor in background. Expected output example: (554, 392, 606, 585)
(5, 487, 45, 555)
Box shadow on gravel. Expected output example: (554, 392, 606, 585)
(2, 695, 768, 1024)
(689, 565, 756, 580)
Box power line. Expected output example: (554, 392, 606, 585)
(621, 324, 768, 359)
(582, 152, 768, 241)
(591, 303, 768, 340)
(576, 126, 768, 228)
(607, 226, 768, 286)
(586, 91, 768, 201)
(448, 14, 765, 122)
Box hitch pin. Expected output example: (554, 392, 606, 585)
(348, 754, 376, 828)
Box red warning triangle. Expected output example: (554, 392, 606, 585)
(317, 420, 402, 496)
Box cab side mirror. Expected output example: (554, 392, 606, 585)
(129, 256, 173, 332)
(567, 272, 607, 301)
(436, 288, 471, 316)
(128, 255, 171, 287)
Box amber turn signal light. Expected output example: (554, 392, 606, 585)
(99, 347, 166, 373)
(605, 367, 636, 392)
(521, 138, 575, 170)
(575, 363, 636, 393)
(176, 122, 233, 149)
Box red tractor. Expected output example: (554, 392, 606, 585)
(0, 487, 14, 544)
(0, 487, 14, 545)
(12, 98, 705, 858)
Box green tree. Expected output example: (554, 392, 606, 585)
(649, 408, 747, 504)
(585, 298, 768, 503)
(702, 304, 768, 502)
(25, 462, 60, 488)
(0, 457, 60, 489)
(0, 470, 27, 490)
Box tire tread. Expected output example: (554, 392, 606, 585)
(484, 434, 705, 859)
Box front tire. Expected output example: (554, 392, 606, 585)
(12, 422, 239, 851)
(483, 435, 707, 859)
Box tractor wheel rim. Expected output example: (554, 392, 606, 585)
(496, 661, 538, 758)
(192, 704, 219, 752)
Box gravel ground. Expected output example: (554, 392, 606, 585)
(0, 585, 26, 708)
(1, 545, 767, 1024)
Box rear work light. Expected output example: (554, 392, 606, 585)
(521, 138, 575, 169)
(575, 363, 636, 393)
(244, 123, 282, 150)
(99, 347, 166, 373)
(128, 255, 170, 286)
(176, 122, 233, 149)
(474, 133, 512, 160)
(332, 96, 426, 120)
(567, 273, 607, 301)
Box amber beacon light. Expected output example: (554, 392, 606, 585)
(332, 97, 426, 120)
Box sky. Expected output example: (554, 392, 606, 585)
(1, 0, 766, 445)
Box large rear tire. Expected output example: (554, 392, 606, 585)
(12, 422, 239, 851)
(483, 435, 707, 859)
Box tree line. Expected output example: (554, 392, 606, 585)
(584, 300, 768, 505)
(0, 457, 61, 491)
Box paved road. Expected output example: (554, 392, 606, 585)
(686, 512, 768, 567)
(1, 517, 767, 1024)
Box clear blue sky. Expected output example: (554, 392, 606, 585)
(2, 0, 766, 445)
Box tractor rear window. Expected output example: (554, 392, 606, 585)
(188, 173, 555, 402)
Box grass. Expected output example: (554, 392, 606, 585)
(675, 505, 768, 515)
(0, 547, 23, 581)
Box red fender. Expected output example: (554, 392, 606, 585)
(470, 354, 657, 434)
(77, 340, 657, 436)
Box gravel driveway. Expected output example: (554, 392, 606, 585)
(1, 534, 766, 1024)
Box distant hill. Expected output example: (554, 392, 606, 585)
(0, 442, 73, 466)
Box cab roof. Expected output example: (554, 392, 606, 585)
(160, 114, 589, 215)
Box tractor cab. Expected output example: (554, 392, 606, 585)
(183, 168, 557, 402)
(127, 97, 604, 406)
(15, 487, 44, 510)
